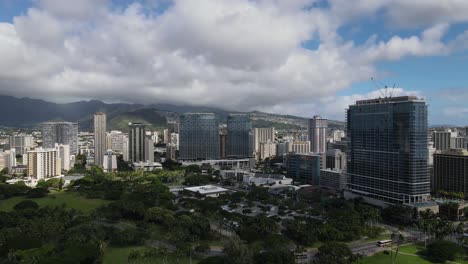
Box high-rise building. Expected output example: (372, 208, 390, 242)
(103, 150, 117, 173)
(284, 153, 321, 185)
(346, 96, 430, 205)
(54, 144, 71, 171)
(129, 123, 146, 163)
(428, 141, 436, 166)
(432, 131, 456, 151)
(145, 137, 155, 162)
(259, 141, 277, 160)
(451, 137, 466, 149)
(163, 129, 170, 144)
(27, 148, 61, 180)
(326, 149, 346, 171)
(9, 135, 34, 155)
(332, 130, 345, 142)
(179, 113, 220, 161)
(166, 144, 177, 160)
(41, 122, 79, 155)
(94, 112, 107, 168)
(106, 131, 128, 155)
(308, 116, 328, 153)
(287, 141, 311, 154)
(253, 128, 275, 156)
(226, 114, 252, 158)
(0, 149, 16, 172)
(433, 149, 468, 198)
(219, 134, 227, 158)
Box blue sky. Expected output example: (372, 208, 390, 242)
(0, 0, 467, 125)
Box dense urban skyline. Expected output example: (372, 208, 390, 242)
(0, 0, 467, 125)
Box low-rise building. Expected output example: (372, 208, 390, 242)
(132, 161, 163, 171)
(184, 185, 229, 198)
(284, 153, 321, 185)
(243, 173, 292, 187)
(320, 169, 346, 191)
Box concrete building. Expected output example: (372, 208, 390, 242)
(106, 131, 128, 155)
(42, 122, 78, 154)
(320, 169, 346, 191)
(179, 113, 220, 161)
(54, 144, 71, 172)
(346, 96, 430, 205)
(428, 141, 436, 166)
(284, 153, 321, 185)
(128, 123, 146, 163)
(184, 185, 229, 198)
(433, 149, 468, 198)
(145, 137, 155, 162)
(27, 148, 61, 180)
(103, 150, 117, 173)
(9, 135, 34, 155)
(325, 149, 346, 171)
(219, 134, 227, 158)
(332, 130, 345, 142)
(226, 114, 252, 158)
(432, 130, 457, 151)
(163, 129, 170, 144)
(242, 173, 293, 187)
(166, 144, 177, 160)
(253, 128, 276, 156)
(94, 112, 107, 168)
(308, 115, 328, 153)
(182, 158, 255, 170)
(259, 141, 277, 160)
(132, 161, 163, 171)
(0, 149, 16, 172)
(286, 141, 311, 154)
(451, 137, 466, 149)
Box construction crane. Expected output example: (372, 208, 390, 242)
(371, 77, 396, 98)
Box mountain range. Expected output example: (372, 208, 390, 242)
(0, 95, 345, 131)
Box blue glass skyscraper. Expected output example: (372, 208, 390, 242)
(179, 113, 220, 161)
(346, 96, 430, 204)
(227, 114, 252, 158)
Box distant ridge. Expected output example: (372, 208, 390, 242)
(0, 95, 345, 131)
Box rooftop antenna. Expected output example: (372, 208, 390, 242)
(371, 77, 396, 98)
(371, 77, 386, 98)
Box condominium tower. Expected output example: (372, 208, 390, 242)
(94, 112, 107, 167)
(41, 122, 79, 154)
(346, 96, 430, 205)
(309, 116, 328, 153)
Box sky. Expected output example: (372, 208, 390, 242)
(0, 0, 467, 125)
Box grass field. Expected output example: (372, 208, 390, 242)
(0, 191, 109, 213)
(103, 246, 201, 264)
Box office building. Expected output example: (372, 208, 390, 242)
(259, 141, 277, 160)
(346, 96, 430, 205)
(320, 169, 346, 191)
(27, 148, 61, 180)
(179, 113, 220, 161)
(103, 150, 117, 173)
(332, 130, 345, 142)
(284, 153, 321, 185)
(326, 149, 346, 171)
(451, 137, 466, 149)
(128, 123, 146, 163)
(94, 112, 107, 168)
(226, 114, 252, 158)
(54, 144, 71, 171)
(42, 122, 79, 154)
(166, 144, 177, 160)
(163, 129, 170, 144)
(433, 149, 468, 198)
(253, 128, 276, 156)
(9, 135, 34, 155)
(308, 115, 327, 153)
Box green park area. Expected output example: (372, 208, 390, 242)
(0, 190, 109, 213)
(103, 246, 201, 264)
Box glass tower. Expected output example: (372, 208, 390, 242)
(226, 114, 252, 158)
(179, 113, 220, 161)
(346, 96, 430, 204)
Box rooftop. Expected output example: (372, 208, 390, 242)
(355, 96, 423, 106)
(184, 185, 228, 195)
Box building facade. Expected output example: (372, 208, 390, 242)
(326, 149, 347, 171)
(27, 148, 61, 180)
(253, 128, 276, 156)
(54, 144, 71, 172)
(9, 135, 34, 155)
(284, 153, 321, 185)
(226, 114, 252, 158)
(128, 123, 146, 163)
(346, 96, 430, 205)
(259, 141, 277, 160)
(433, 149, 468, 198)
(41, 122, 79, 154)
(94, 112, 107, 168)
(308, 115, 328, 153)
(179, 113, 220, 161)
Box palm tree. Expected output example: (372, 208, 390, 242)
(390, 226, 405, 264)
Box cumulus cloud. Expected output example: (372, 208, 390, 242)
(0, 0, 467, 121)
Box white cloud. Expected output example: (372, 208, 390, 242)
(0, 0, 466, 121)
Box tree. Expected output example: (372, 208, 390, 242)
(13, 200, 39, 211)
(417, 209, 436, 247)
(426, 240, 463, 263)
(185, 165, 202, 175)
(26, 187, 49, 198)
(314, 242, 357, 264)
(455, 222, 464, 245)
(223, 238, 254, 264)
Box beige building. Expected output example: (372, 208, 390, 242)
(259, 141, 277, 160)
(254, 127, 276, 157)
(27, 148, 61, 180)
(94, 112, 107, 168)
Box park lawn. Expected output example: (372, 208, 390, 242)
(0, 191, 109, 213)
(104, 246, 201, 264)
(398, 243, 425, 255)
(362, 251, 432, 264)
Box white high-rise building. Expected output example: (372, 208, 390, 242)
(54, 144, 71, 171)
(259, 141, 277, 160)
(145, 137, 155, 162)
(27, 148, 61, 180)
(332, 130, 345, 142)
(0, 149, 16, 172)
(308, 116, 328, 153)
(103, 150, 117, 173)
(432, 130, 457, 151)
(163, 129, 170, 144)
(151, 131, 159, 143)
(94, 112, 107, 168)
(253, 128, 276, 156)
(287, 141, 311, 154)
